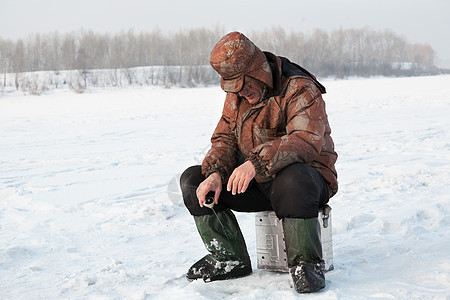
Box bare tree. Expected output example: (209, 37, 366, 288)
(0, 38, 14, 87)
(61, 33, 76, 70)
(13, 39, 26, 89)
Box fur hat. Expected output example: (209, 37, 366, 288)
(210, 32, 273, 93)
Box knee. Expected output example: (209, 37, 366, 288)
(180, 165, 203, 190)
(180, 165, 211, 216)
(270, 164, 320, 219)
(273, 164, 316, 193)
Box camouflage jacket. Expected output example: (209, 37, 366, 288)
(202, 52, 338, 198)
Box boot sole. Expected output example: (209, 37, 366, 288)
(186, 266, 252, 283)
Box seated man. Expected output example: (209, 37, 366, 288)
(180, 31, 338, 293)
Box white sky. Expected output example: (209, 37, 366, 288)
(1, 0, 449, 67)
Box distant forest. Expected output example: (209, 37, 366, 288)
(0, 27, 442, 92)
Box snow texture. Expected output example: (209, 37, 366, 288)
(1, 75, 449, 299)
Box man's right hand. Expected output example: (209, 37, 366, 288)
(196, 172, 222, 207)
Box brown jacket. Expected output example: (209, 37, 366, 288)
(202, 52, 338, 198)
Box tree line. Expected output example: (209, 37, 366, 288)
(0, 26, 440, 92)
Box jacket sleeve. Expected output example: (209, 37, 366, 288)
(249, 78, 326, 178)
(201, 93, 239, 182)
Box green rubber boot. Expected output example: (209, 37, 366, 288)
(283, 217, 325, 293)
(186, 209, 252, 282)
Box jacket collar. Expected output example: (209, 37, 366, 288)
(263, 51, 284, 97)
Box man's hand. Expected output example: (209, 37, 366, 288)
(196, 172, 222, 207)
(227, 160, 256, 195)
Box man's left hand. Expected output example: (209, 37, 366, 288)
(227, 160, 256, 195)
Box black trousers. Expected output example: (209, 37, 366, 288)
(180, 163, 329, 219)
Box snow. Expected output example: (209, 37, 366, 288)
(1, 75, 450, 299)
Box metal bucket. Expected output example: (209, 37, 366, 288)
(255, 205, 334, 272)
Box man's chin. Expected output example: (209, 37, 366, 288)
(246, 96, 259, 104)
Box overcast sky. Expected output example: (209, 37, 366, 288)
(1, 0, 449, 67)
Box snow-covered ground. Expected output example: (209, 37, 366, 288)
(1, 75, 449, 299)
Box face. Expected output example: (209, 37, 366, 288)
(237, 76, 265, 104)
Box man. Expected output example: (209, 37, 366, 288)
(180, 31, 338, 293)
